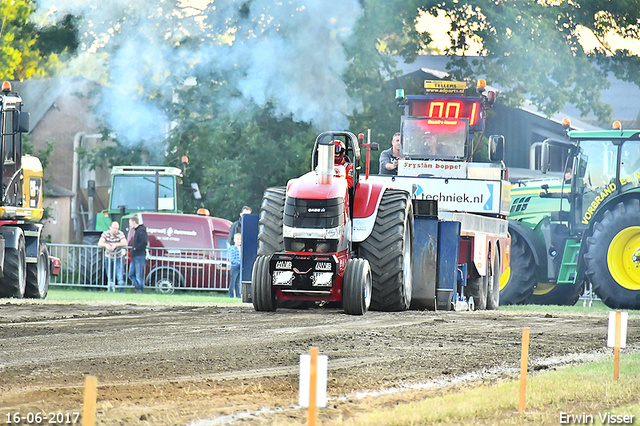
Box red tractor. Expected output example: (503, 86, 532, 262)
(251, 131, 414, 315)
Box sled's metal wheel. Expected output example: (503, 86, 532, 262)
(486, 247, 500, 310)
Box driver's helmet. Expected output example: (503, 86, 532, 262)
(334, 140, 346, 164)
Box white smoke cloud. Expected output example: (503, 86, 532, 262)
(36, 0, 362, 144)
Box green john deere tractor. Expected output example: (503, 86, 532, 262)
(500, 123, 640, 309)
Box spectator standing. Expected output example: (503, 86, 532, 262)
(379, 133, 401, 175)
(228, 206, 252, 245)
(228, 233, 242, 298)
(128, 214, 148, 294)
(98, 221, 127, 292)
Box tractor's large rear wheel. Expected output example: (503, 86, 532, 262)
(257, 187, 286, 256)
(79, 233, 104, 286)
(255, 186, 306, 309)
(0, 230, 27, 298)
(25, 242, 50, 299)
(342, 258, 372, 316)
(525, 282, 584, 306)
(252, 255, 276, 312)
(499, 230, 537, 305)
(584, 199, 640, 309)
(358, 189, 413, 312)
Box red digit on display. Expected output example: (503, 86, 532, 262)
(446, 102, 461, 118)
(470, 102, 477, 126)
(429, 101, 444, 117)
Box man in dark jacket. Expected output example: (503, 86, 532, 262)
(227, 206, 252, 245)
(128, 214, 148, 293)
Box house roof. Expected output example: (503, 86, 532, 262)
(44, 183, 75, 198)
(395, 55, 640, 128)
(11, 76, 97, 133)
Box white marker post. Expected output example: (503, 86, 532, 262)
(299, 347, 328, 426)
(607, 311, 628, 381)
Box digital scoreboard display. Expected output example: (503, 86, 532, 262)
(410, 98, 481, 128)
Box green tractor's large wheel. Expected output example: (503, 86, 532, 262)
(358, 189, 413, 312)
(499, 231, 537, 305)
(584, 199, 640, 309)
(79, 233, 104, 286)
(525, 281, 584, 306)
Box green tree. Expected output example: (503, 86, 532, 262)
(0, 0, 74, 80)
(66, 0, 640, 221)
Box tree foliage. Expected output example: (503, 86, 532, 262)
(0, 0, 77, 80)
(61, 0, 640, 220)
(415, 0, 640, 124)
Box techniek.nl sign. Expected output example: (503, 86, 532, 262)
(389, 178, 498, 214)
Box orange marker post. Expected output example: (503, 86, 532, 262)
(83, 375, 98, 426)
(614, 311, 621, 381)
(519, 328, 530, 414)
(308, 347, 318, 426)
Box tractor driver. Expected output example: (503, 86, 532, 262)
(334, 140, 354, 188)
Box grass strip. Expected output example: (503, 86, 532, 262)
(329, 352, 640, 425)
(44, 287, 242, 305)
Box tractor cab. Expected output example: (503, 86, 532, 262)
(540, 123, 640, 233)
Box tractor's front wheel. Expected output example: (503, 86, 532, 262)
(585, 199, 640, 309)
(358, 189, 413, 312)
(342, 258, 372, 315)
(252, 255, 276, 312)
(526, 282, 584, 306)
(499, 230, 537, 305)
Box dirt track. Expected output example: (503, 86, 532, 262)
(0, 301, 637, 425)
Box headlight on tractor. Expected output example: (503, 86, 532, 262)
(273, 271, 294, 286)
(311, 272, 333, 287)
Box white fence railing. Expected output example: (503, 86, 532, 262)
(49, 244, 231, 293)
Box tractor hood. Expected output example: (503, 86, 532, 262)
(287, 170, 348, 201)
